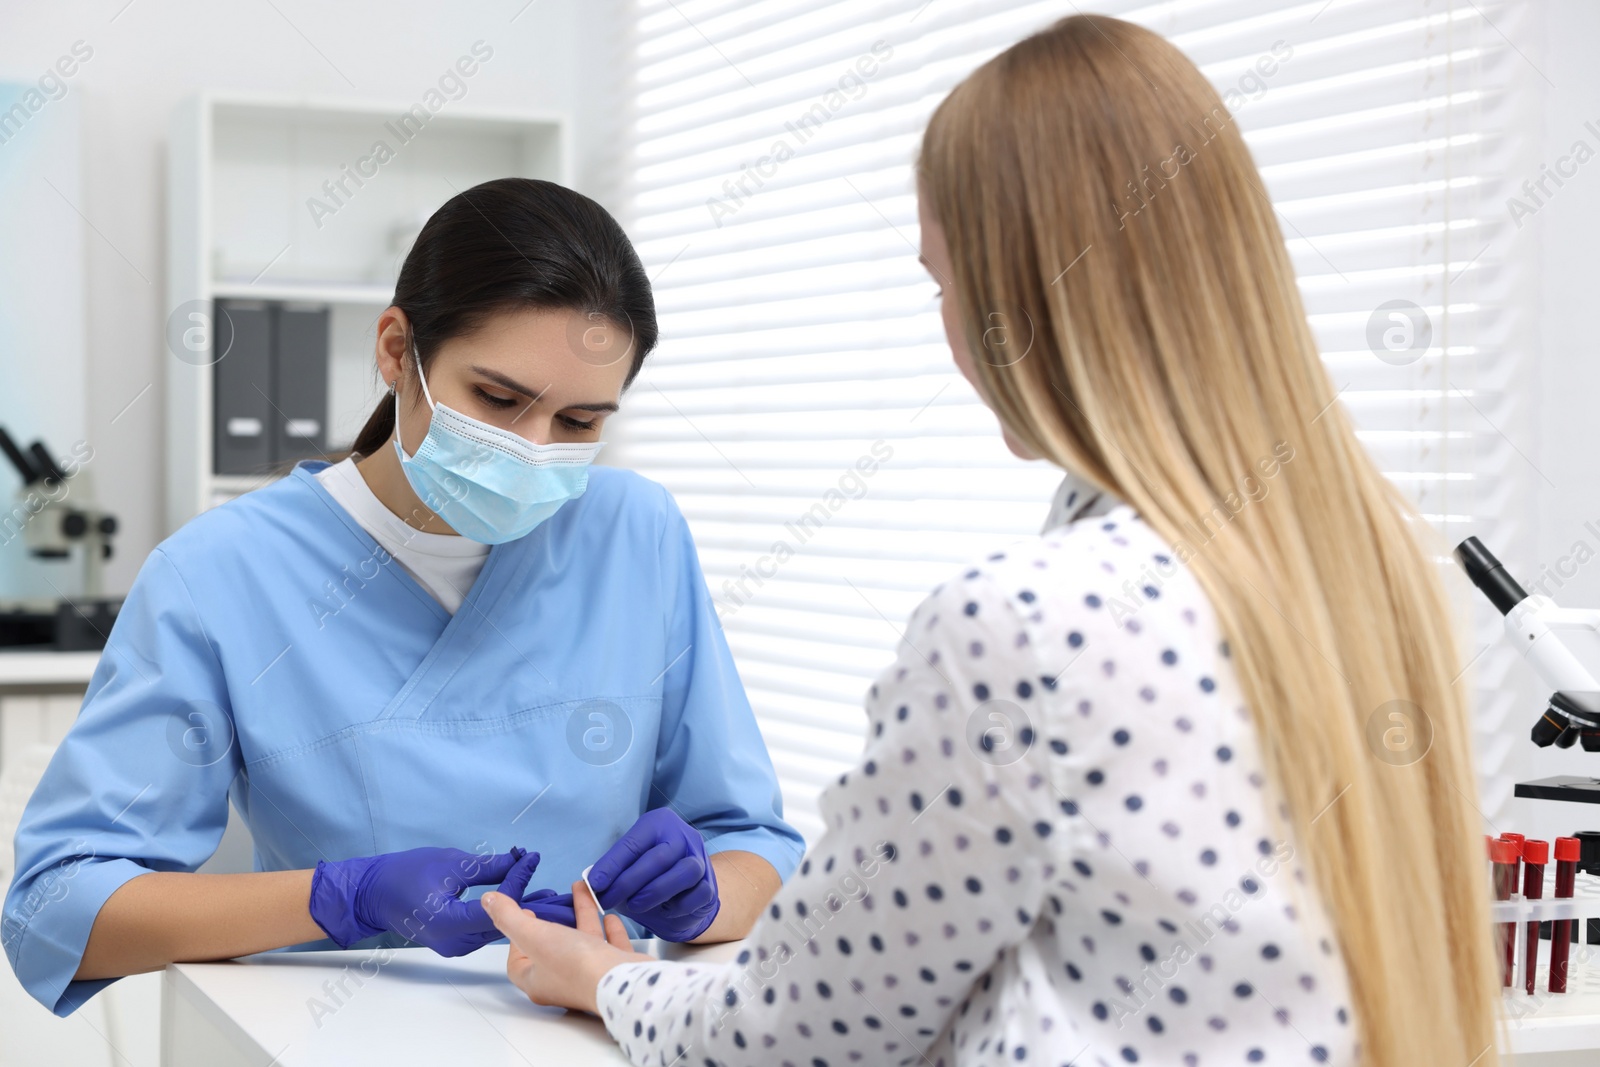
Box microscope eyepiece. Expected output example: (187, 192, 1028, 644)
(1455, 536, 1529, 616)
(0, 426, 42, 484)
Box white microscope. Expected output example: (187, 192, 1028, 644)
(1458, 536, 1600, 948)
(0, 426, 120, 650)
(1458, 537, 1600, 761)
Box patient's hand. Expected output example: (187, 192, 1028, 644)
(482, 880, 652, 1015)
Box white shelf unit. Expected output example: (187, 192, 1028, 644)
(164, 90, 566, 532)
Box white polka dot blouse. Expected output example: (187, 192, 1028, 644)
(596, 473, 1357, 1067)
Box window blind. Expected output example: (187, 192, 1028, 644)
(611, 0, 1529, 843)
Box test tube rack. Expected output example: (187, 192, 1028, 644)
(1493, 870, 1600, 1054)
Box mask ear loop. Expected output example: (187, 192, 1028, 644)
(391, 334, 437, 457)
(410, 335, 437, 409)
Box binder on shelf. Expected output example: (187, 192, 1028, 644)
(273, 303, 330, 463)
(211, 299, 274, 476)
(210, 298, 331, 476)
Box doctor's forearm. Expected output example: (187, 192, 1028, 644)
(74, 869, 326, 980)
(694, 850, 782, 943)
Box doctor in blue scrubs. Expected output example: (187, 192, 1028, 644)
(2, 178, 803, 1016)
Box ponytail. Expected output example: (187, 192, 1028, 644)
(348, 391, 396, 460)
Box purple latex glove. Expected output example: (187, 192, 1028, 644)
(588, 809, 720, 942)
(522, 891, 577, 927)
(309, 846, 573, 956)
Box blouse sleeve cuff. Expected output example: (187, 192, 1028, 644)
(596, 959, 725, 1064)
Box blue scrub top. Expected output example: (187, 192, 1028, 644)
(2, 461, 803, 1016)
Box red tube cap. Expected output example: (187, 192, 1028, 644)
(1490, 839, 1519, 864)
(1502, 832, 1526, 846)
(1524, 839, 1550, 865)
(1556, 836, 1582, 863)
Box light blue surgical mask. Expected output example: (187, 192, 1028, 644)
(392, 344, 604, 544)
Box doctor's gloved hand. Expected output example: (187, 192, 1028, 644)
(588, 808, 720, 942)
(308, 845, 573, 957)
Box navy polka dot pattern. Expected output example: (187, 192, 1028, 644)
(596, 474, 1356, 1066)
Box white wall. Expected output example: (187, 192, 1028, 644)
(0, 0, 629, 595)
(1506, 0, 1600, 847)
(0, 80, 87, 600)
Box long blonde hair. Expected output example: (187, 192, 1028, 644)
(919, 15, 1499, 1066)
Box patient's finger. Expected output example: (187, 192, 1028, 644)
(603, 913, 631, 949)
(572, 879, 603, 937)
(480, 890, 541, 947)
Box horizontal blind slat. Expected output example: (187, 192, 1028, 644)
(622, 0, 1518, 841)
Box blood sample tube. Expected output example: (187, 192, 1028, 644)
(1523, 839, 1548, 995)
(1491, 837, 1519, 987)
(1502, 833, 1526, 885)
(1501, 833, 1525, 983)
(1550, 836, 1581, 993)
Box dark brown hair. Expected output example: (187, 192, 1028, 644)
(348, 177, 658, 457)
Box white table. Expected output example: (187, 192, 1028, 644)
(0, 649, 97, 774)
(161, 940, 742, 1067)
(0, 650, 100, 690)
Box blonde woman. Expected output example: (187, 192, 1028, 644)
(480, 14, 1500, 1066)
